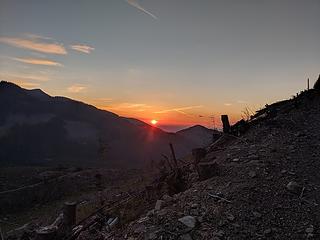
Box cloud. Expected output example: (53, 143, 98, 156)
(67, 84, 87, 93)
(0, 71, 50, 82)
(122, 103, 150, 109)
(18, 82, 40, 88)
(104, 102, 152, 112)
(224, 103, 232, 106)
(0, 72, 41, 88)
(70, 44, 95, 54)
(154, 105, 203, 115)
(93, 98, 113, 102)
(0, 36, 67, 55)
(23, 33, 53, 41)
(12, 57, 62, 67)
(126, 0, 158, 19)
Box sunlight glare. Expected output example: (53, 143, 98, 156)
(150, 119, 158, 125)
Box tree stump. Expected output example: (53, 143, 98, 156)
(192, 148, 207, 165)
(197, 161, 219, 180)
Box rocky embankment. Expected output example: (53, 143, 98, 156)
(111, 90, 320, 239)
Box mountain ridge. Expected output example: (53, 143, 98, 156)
(0, 81, 219, 167)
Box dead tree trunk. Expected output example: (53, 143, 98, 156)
(221, 115, 230, 133)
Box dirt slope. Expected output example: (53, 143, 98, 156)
(114, 90, 320, 239)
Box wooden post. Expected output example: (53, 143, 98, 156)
(169, 143, 178, 168)
(63, 202, 77, 232)
(307, 78, 310, 90)
(221, 115, 230, 133)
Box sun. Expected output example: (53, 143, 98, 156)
(150, 119, 158, 125)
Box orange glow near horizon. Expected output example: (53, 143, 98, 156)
(92, 101, 243, 131)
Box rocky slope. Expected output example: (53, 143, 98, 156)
(106, 89, 320, 239)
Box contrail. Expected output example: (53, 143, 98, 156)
(126, 0, 158, 20)
(154, 106, 203, 114)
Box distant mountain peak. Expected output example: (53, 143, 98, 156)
(0, 80, 22, 90)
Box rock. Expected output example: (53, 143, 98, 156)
(264, 228, 272, 235)
(145, 231, 157, 240)
(180, 234, 193, 240)
(305, 226, 314, 233)
(162, 194, 173, 202)
(213, 230, 225, 237)
(147, 209, 155, 217)
(226, 213, 235, 222)
(248, 171, 257, 178)
(286, 181, 302, 194)
(133, 223, 146, 234)
(252, 211, 262, 219)
(178, 216, 196, 228)
(248, 154, 259, 160)
(157, 209, 168, 217)
(191, 203, 198, 208)
(155, 200, 164, 211)
(190, 208, 199, 216)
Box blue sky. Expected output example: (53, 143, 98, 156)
(0, 0, 319, 131)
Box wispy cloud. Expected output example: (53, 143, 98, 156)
(105, 102, 152, 112)
(70, 44, 95, 54)
(23, 33, 53, 41)
(0, 72, 41, 88)
(67, 84, 87, 93)
(0, 71, 50, 82)
(18, 82, 40, 88)
(154, 105, 203, 115)
(12, 57, 62, 67)
(122, 103, 150, 109)
(126, 0, 158, 20)
(0, 36, 67, 55)
(224, 103, 232, 106)
(93, 98, 113, 102)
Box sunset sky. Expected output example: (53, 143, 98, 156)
(0, 0, 319, 131)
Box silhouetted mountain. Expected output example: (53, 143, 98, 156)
(176, 125, 220, 146)
(0, 81, 218, 167)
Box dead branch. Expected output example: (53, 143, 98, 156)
(208, 193, 232, 203)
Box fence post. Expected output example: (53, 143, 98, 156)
(63, 201, 77, 232)
(221, 115, 230, 133)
